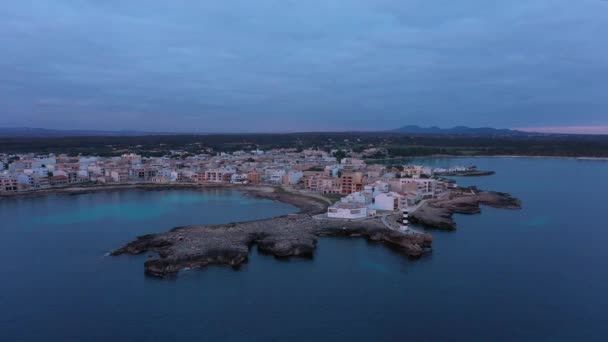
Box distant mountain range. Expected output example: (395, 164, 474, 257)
(391, 125, 531, 135)
(0, 125, 536, 137)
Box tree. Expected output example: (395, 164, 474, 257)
(332, 149, 347, 163)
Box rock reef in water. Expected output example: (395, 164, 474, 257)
(112, 214, 433, 277)
(409, 187, 521, 230)
(111, 188, 432, 277)
(111, 186, 520, 277)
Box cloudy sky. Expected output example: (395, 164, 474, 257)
(1, 0, 608, 133)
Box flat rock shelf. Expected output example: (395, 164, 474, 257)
(111, 186, 520, 277)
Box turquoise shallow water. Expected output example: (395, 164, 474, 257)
(1, 158, 608, 341)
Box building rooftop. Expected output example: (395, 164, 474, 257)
(330, 202, 366, 210)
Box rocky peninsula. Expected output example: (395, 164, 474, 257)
(409, 187, 521, 230)
(434, 170, 495, 177)
(111, 187, 433, 277)
(111, 185, 520, 277)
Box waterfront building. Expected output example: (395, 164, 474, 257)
(110, 170, 129, 183)
(204, 168, 235, 183)
(0, 174, 19, 193)
(151, 176, 170, 183)
(50, 175, 68, 186)
(327, 202, 367, 219)
(231, 173, 249, 184)
(247, 170, 262, 184)
(264, 169, 286, 184)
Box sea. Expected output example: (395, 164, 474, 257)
(1, 157, 607, 341)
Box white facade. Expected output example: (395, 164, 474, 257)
(327, 202, 367, 219)
(264, 169, 286, 184)
(325, 165, 343, 177)
(286, 170, 303, 185)
(231, 173, 249, 184)
(341, 191, 370, 204)
(371, 192, 400, 211)
(364, 180, 389, 197)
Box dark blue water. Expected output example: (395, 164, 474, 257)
(1, 159, 607, 341)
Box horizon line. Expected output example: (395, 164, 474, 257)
(2, 125, 608, 135)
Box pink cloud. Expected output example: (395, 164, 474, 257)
(517, 126, 608, 135)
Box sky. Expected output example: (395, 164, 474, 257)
(1, 0, 608, 133)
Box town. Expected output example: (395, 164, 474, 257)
(0, 148, 480, 228)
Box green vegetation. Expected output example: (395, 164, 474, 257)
(1, 132, 608, 158)
(321, 193, 343, 203)
(332, 149, 347, 162)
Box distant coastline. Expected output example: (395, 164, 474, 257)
(366, 155, 608, 162)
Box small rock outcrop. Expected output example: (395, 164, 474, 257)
(409, 187, 521, 230)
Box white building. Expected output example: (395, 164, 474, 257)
(231, 173, 249, 184)
(286, 170, 303, 185)
(264, 169, 286, 184)
(325, 165, 343, 177)
(110, 170, 129, 183)
(364, 180, 389, 197)
(79, 157, 98, 170)
(341, 191, 371, 205)
(327, 202, 368, 219)
(370, 192, 406, 211)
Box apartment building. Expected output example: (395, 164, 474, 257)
(340, 171, 363, 195)
(0, 175, 19, 193)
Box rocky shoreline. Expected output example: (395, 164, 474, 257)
(0, 182, 243, 199)
(434, 170, 495, 177)
(111, 185, 521, 277)
(409, 187, 521, 230)
(111, 187, 434, 277)
(3, 181, 520, 276)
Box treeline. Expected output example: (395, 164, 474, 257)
(1, 132, 608, 158)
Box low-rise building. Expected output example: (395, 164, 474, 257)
(50, 175, 68, 186)
(0, 174, 19, 193)
(370, 192, 406, 211)
(204, 168, 235, 183)
(327, 202, 367, 219)
(110, 170, 129, 183)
